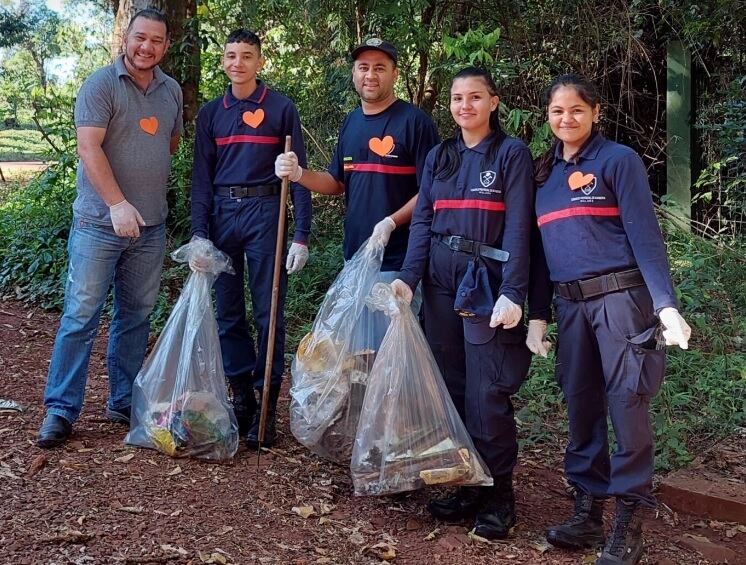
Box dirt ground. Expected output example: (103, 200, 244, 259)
(1, 300, 744, 565)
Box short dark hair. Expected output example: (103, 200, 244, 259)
(225, 29, 261, 52)
(127, 8, 170, 38)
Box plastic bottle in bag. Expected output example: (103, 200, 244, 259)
(125, 237, 239, 460)
(351, 283, 493, 495)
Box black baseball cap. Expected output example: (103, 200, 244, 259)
(351, 38, 398, 64)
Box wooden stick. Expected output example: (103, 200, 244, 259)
(257, 135, 292, 455)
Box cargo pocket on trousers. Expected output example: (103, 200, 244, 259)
(625, 323, 666, 397)
(490, 329, 532, 394)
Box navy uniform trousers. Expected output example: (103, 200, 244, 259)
(210, 194, 287, 391)
(554, 285, 665, 507)
(422, 240, 532, 479)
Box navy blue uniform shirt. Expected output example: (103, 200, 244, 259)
(191, 81, 312, 244)
(533, 133, 677, 312)
(328, 99, 440, 271)
(398, 131, 534, 305)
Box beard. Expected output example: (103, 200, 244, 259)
(354, 83, 392, 104)
(125, 50, 159, 72)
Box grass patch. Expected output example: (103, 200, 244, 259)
(0, 127, 53, 161)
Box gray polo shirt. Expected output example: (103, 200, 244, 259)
(73, 55, 183, 226)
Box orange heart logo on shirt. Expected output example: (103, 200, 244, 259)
(139, 116, 159, 135)
(568, 171, 596, 190)
(369, 135, 395, 157)
(242, 109, 265, 128)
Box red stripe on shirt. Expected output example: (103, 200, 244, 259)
(433, 199, 506, 212)
(537, 206, 620, 227)
(347, 163, 417, 175)
(215, 135, 281, 146)
(257, 85, 268, 104)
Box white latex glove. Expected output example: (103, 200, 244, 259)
(489, 294, 523, 329)
(188, 235, 213, 272)
(109, 199, 145, 238)
(390, 279, 413, 305)
(274, 151, 302, 182)
(658, 307, 691, 350)
(286, 242, 309, 274)
(369, 216, 396, 247)
(526, 319, 551, 357)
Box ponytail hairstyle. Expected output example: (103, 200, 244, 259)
(534, 73, 602, 186)
(434, 66, 505, 180)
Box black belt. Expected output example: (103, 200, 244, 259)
(434, 234, 510, 262)
(214, 184, 280, 198)
(555, 268, 644, 301)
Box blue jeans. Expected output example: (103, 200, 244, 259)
(44, 218, 166, 423)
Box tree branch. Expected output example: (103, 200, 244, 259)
(30, 114, 61, 155)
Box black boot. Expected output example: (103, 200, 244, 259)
(473, 475, 517, 540)
(245, 386, 280, 449)
(37, 414, 72, 448)
(228, 377, 256, 438)
(546, 490, 606, 549)
(595, 498, 644, 564)
(427, 486, 483, 521)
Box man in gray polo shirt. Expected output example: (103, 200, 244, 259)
(37, 8, 183, 448)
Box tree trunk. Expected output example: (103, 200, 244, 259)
(415, 0, 436, 111)
(113, 0, 199, 124)
(28, 49, 48, 93)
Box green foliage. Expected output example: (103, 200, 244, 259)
(0, 156, 75, 309)
(443, 28, 501, 66)
(0, 87, 78, 308)
(692, 76, 746, 239)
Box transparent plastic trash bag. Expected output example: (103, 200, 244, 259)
(290, 239, 390, 464)
(351, 283, 493, 496)
(125, 237, 239, 460)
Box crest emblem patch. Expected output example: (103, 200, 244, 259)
(480, 170, 496, 187)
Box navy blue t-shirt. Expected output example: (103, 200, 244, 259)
(534, 133, 677, 312)
(328, 99, 440, 271)
(191, 81, 312, 244)
(398, 132, 534, 305)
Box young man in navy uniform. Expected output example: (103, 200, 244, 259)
(274, 39, 439, 291)
(190, 29, 312, 448)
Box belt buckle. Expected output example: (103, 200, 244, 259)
(229, 186, 247, 199)
(456, 237, 474, 254)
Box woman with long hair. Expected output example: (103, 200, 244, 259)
(527, 74, 691, 564)
(391, 66, 534, 539)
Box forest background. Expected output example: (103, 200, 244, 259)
(0, 0, 744, 472)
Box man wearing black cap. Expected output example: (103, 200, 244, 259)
(275, 38, 439, 292)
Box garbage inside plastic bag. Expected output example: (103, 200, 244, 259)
(290, 239, 389, 464)
(351, 283, 493, 496)
(0, 399, 24, 412)
(125, 238, 239, 461)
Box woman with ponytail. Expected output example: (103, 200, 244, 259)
(527, 74, 691, 565)
(391, 67, 534, 539)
